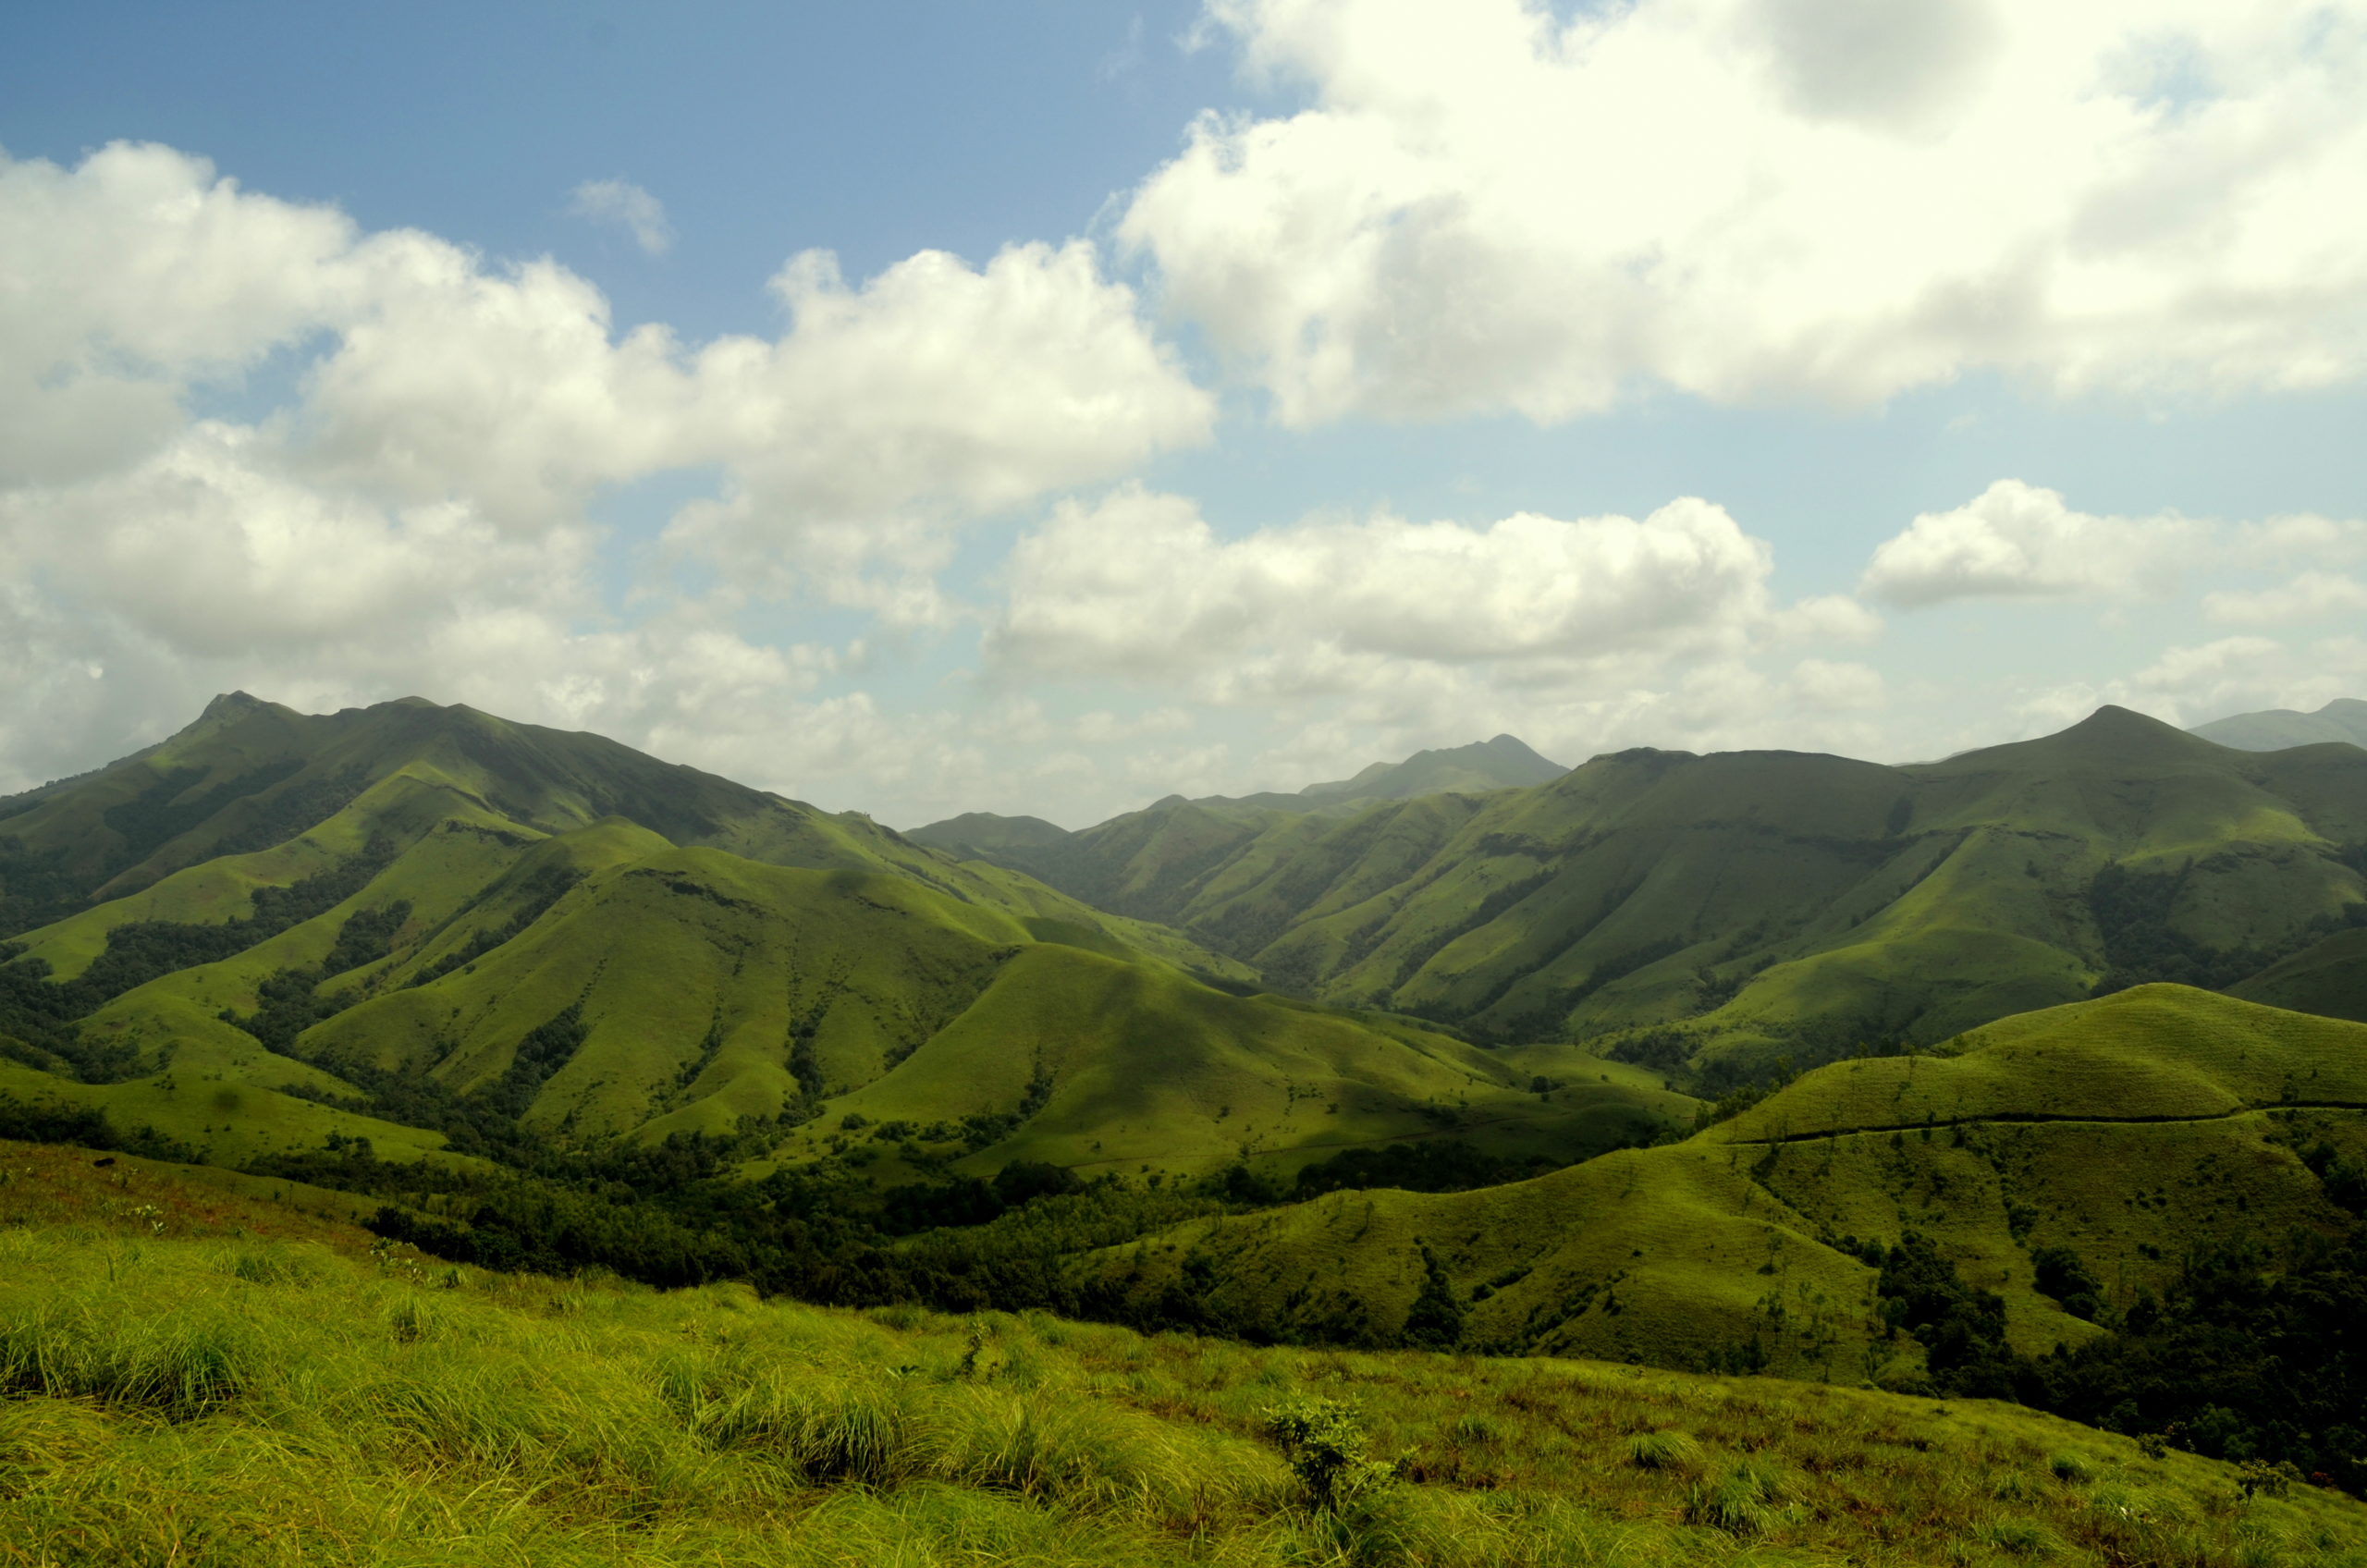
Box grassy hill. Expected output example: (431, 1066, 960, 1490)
(1071, 987, 2367, 1389)
(0, 696, 1683, 1185)
(2191, 697, 2367, 752)
(922, 707, 2367, 1078)
(906, 733, 1565, 868)
(2230, 925, 2367, 1023)
(6, 1137, 2361, 1568)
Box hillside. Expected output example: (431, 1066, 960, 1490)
(929, 707, 2367, 1076)
(6, 1141, 2362, 1568)
(2191, 697, 2367, 752)
(906, 733, 1566, 867)
(0, 695, 1677, 1183)
(1072, 987, 2367, 1392)
(2230, 925, 2367, 1023)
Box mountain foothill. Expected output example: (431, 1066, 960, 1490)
(5, 689, 2367, 1499)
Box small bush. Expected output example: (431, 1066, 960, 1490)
(1263, 1395, 1398, 1513)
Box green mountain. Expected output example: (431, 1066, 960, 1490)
(906, 734, 1566, 863)
(1290, 733, 1569, 805)
(0, 695, 1679, 1179)
(1073, 985, 2367, 1376)
(925, 706, 2367, 1077)
(2190, 696, 2367, 751)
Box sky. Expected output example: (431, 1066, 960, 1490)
(4, 0, 2365, 828)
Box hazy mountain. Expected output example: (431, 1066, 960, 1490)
(1284, 733, 1568, 805)
(2189, 696, 2367, 751)
(906, 734, 1568, 868)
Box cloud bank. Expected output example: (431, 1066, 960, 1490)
(1122, 0, 2367, 423)
(0, 141, 1208, 804)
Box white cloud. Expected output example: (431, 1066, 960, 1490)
(664, 243, 1213, 607)
(981, 485, 1888, 783)
(1859, 480, 2205, 606)
(990, 484, 1835, 689)
(570, 178, 674, 254)
(1122, 0, 2367, 424)
(0, 142, 1214, 816)
(2204, 570, 2367, 624)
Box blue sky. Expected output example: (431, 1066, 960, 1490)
(5, 0, 2365, 825)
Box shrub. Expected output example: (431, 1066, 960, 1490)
(1262, 1396, 1398, 1513)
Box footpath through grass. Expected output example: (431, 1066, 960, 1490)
(6, 1141, 2367, 1566)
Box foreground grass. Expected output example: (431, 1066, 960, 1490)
(5, 1143, 2367, 1567)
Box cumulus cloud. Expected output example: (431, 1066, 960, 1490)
(2204, 570, 2367, 625)
(0, 141, 1212, 817)
(570, 178, 673, 254)
(664, 243, 1213, 609)
(1122, 0, 2367, 423)
(1859, 480, 2206, 606)
(983, 484, 1883, 773)
(990, 485, 1811, 685)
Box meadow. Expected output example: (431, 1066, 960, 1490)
(6, 1138, 2367, 1567)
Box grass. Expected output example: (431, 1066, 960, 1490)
(5, 1147, 2364, 1567)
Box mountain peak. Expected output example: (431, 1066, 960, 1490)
(199, 691, 266, 721)
(1296, 734, 1568, 804)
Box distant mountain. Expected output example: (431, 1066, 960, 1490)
(1292, 733, 1567, 804)
(0, 695, 1676, 1179)
(918, 705, 2367, 1076)
(2190, 697, 2367, 751)
(902, 812, 1070, 858)
(906, 734, 1567, 864)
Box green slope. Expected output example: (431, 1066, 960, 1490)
(2230, 925, 2367, 1023)
(3, 695, 1683, 1182)
(1073, 986, 2367, 1379)
(15, 1155, 2365, 1568)
(948, 706, 2367, 1076)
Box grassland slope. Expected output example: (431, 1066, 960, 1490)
(1074, 986, 2367, 1384)
(5, 1139, 2361, 1568)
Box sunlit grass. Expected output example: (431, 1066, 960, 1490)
(5, 1152, 2365, 1567)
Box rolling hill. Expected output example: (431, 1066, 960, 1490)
(919, 706, 2367, 1077)
(1070, 985, 2367, 1381)
(0, 694, 1683, 1181)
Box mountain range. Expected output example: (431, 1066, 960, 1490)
(0, 694, 1674, 1184)
(4, 689, 2365, 1478)
(914, 707, 2367, 1081)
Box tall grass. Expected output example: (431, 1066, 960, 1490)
(2, 1219, 2365, 1567)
